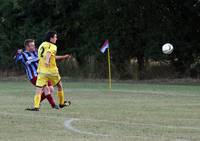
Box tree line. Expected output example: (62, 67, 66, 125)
(0, 0, 200, 79)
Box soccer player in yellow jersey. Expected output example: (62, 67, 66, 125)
(29, 31, 71, 111)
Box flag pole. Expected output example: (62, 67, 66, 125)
(107, 48, 112, 89)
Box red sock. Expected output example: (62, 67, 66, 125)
(46, 94, 56, 108)
(40, 93, 46, 102)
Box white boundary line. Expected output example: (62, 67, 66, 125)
(64, 118, 110, 137)
(63, 88, 200, 97)
(63, 118, 194, 140)
(0, 111, 200, 131)
(72, 118, 200, 130)
(0, 111, 195, 140)
(63, 118, 160, 139)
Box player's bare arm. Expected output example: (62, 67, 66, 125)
(56, 54, 72, 60)
(45, 51, 51, 67)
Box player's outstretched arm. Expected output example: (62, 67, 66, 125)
(56, 54, 71, 60)
(13, 49, 23, 59)
(13, 49, 23, 62)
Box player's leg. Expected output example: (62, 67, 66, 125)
(56, 81, 71, 108)
(43, 85, 59, 109)
(40, 92, 46, 103)
(33, 77, 56, 107)
(50, 74, 71, 108)
(57, 80, 64, 105)
(25, 87, 43, 111)
(33, 87, 43, 110)
(31, 74, 48, 111)
(30, 76, 46, 103)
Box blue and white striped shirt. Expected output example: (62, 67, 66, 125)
(15, 50, 39, 80)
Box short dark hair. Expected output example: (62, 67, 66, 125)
(44, 31, 57, 42)
(24, 39, 35, 47)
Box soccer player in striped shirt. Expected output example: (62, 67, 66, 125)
(14, 39, 58, 109)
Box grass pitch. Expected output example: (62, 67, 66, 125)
(0, 80, 200, 141)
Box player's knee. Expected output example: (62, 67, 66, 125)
(36, 87, 43, 95)
(44, 86, 51, 95)
(49, 86, 54, 94)
(57, 81, 63, 91)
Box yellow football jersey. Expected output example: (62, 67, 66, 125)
(37, 41, 58, 74)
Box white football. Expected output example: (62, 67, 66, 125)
(162, 43, 174, 54)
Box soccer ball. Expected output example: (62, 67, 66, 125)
(162, 43, 174, 54)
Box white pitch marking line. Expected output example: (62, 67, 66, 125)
(64, 118, 110, 137)
(0, 111, 200, 131)
(64, 118, 195, 141)
(63, 118, 157, 139)
(64, 88, 199, 97)
(74, 118, 200, 130)
(0, 111, 196, 140)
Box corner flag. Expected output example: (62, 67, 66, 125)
(100, 40, 112, 89)
(100, 40, 109, 53)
